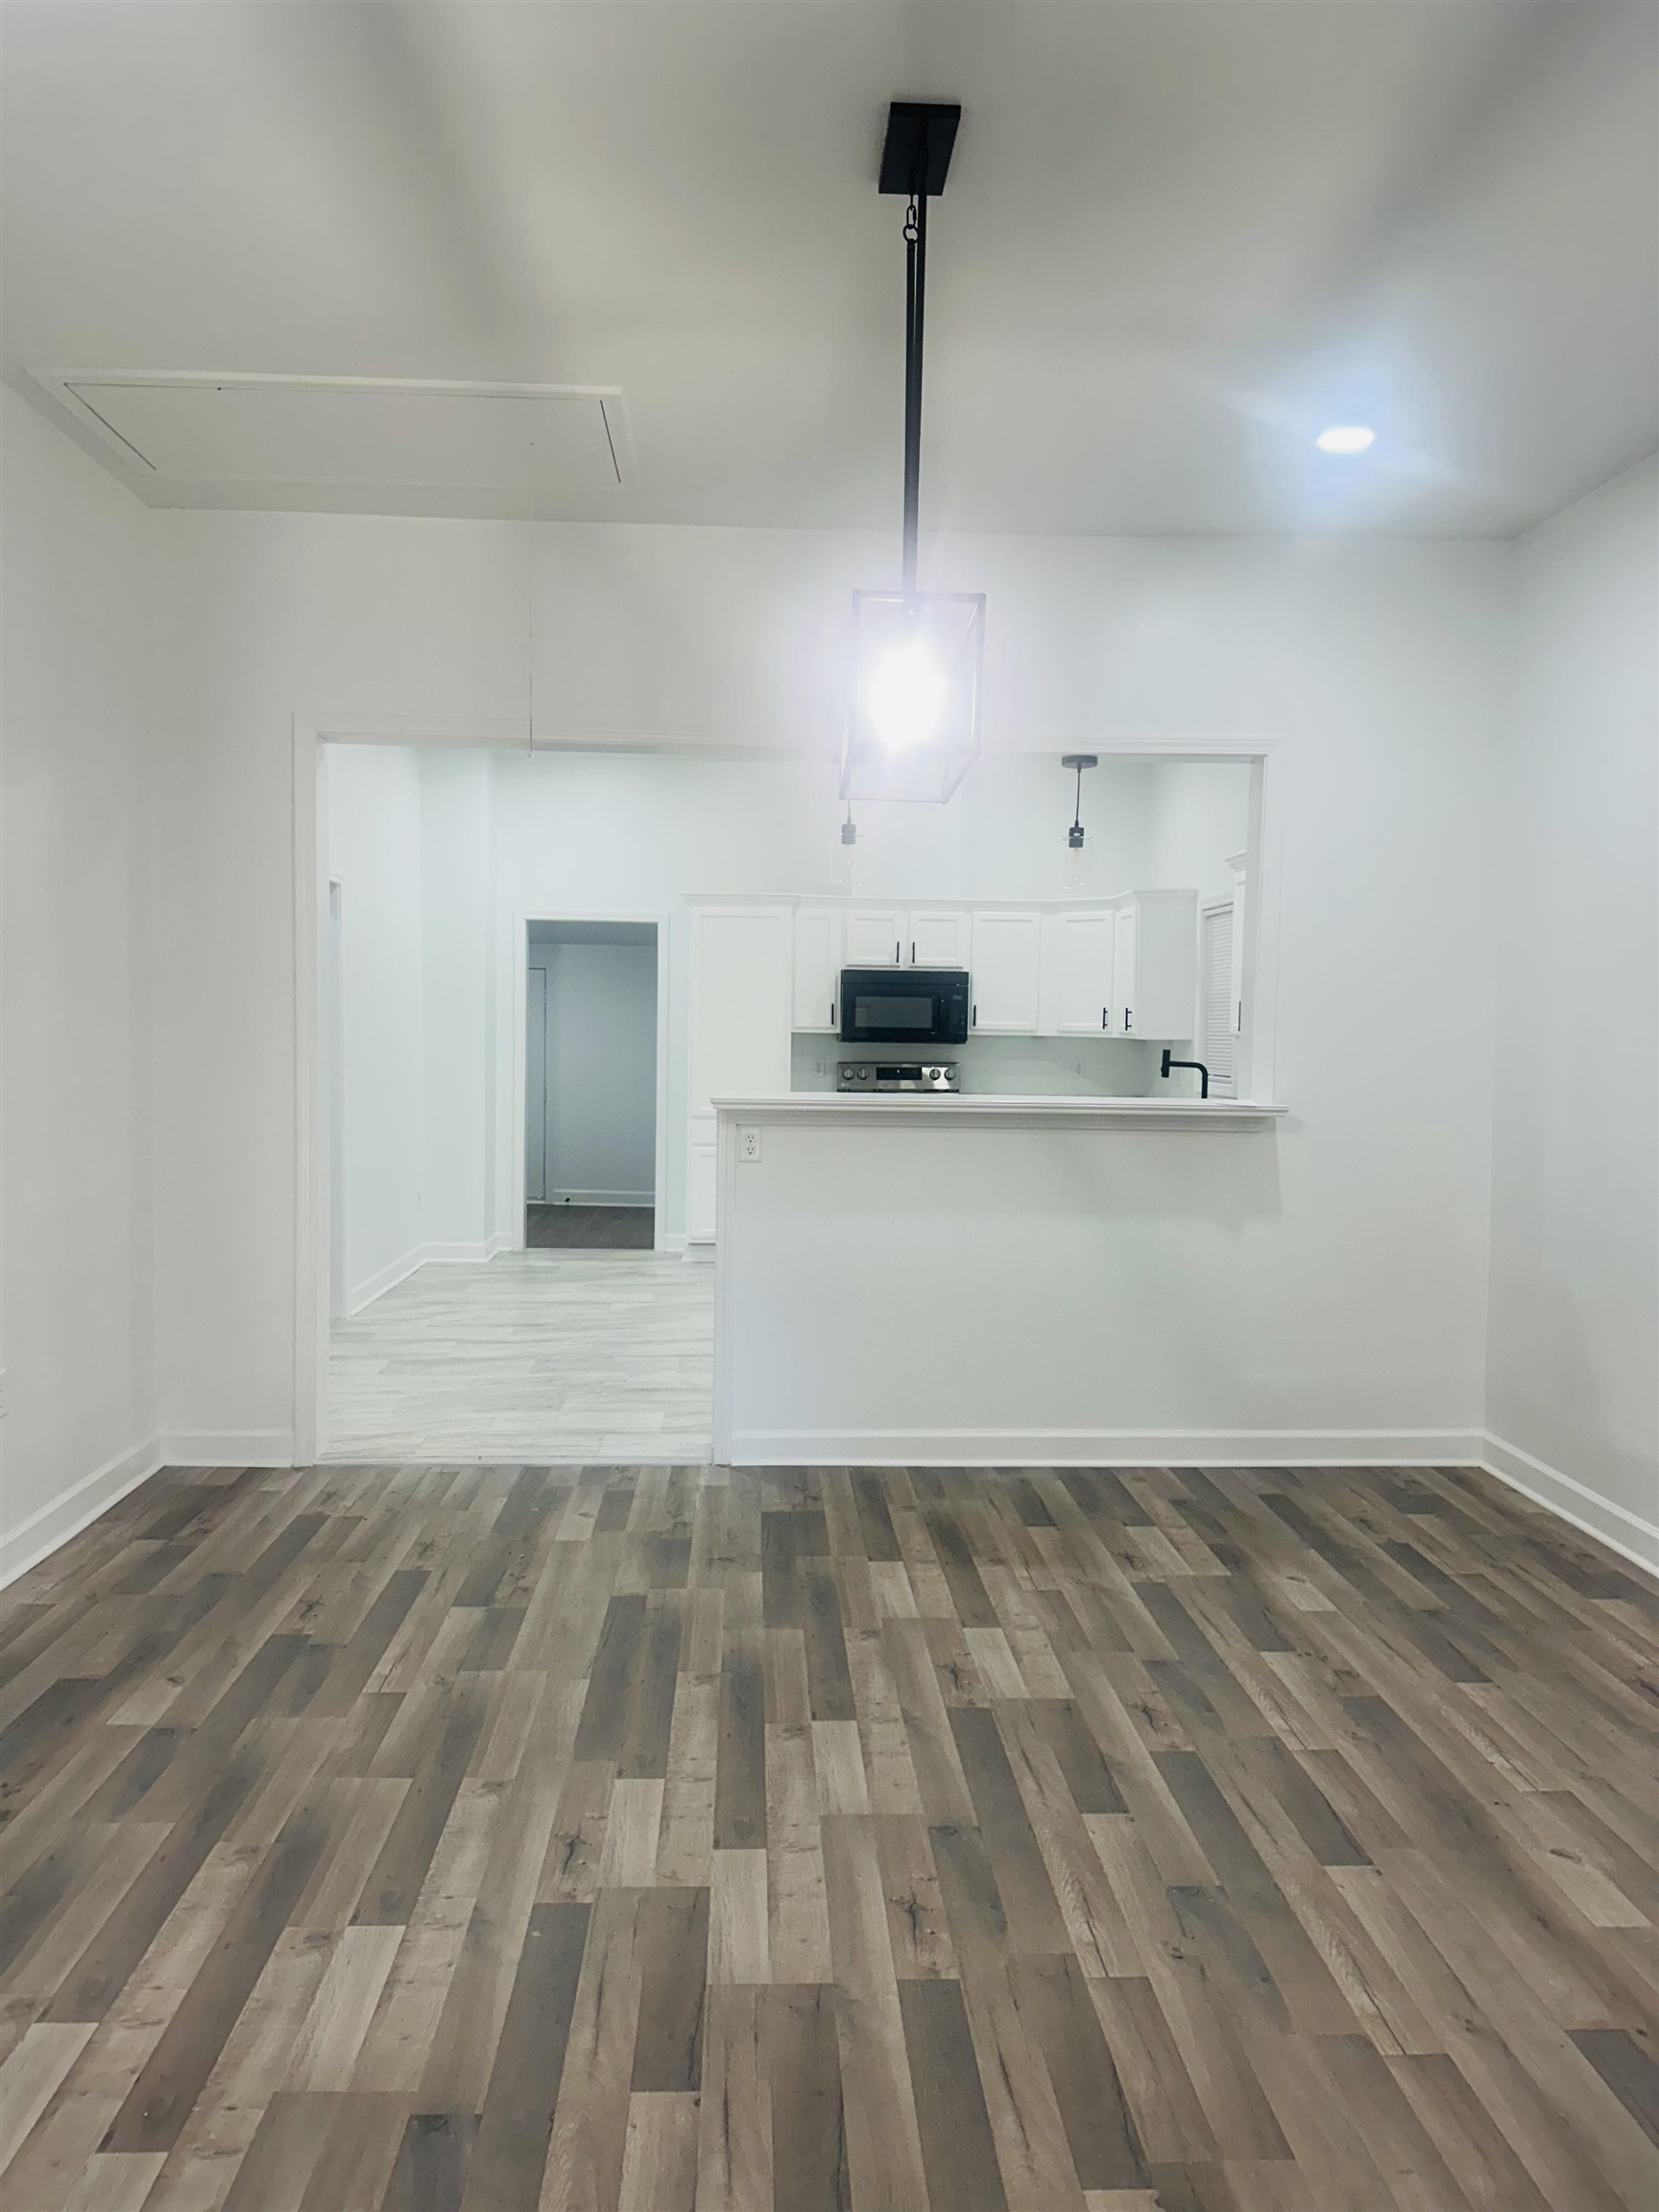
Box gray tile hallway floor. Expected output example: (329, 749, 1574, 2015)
(325, 1250, 713, 1460)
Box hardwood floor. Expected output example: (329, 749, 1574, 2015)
(527, 1207, 656, 1252)
(0, 1458, 1653, 2211)
(326, 1254, 712, 1463)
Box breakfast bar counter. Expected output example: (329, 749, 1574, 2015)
(708, 1091, 1289, 1465)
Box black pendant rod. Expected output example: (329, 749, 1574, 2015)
(879, 101, 958, 601)
(902, 187, 926, 599)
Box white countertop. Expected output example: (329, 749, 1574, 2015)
(713, 1093, 1285, 1126)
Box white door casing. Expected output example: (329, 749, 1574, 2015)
(525, 963, 548, 1202)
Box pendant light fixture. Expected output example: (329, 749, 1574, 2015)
(1063, 754, 1097, 851)
(842, 102, 985, 805)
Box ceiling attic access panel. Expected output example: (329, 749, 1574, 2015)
(30, 373, 631, 495)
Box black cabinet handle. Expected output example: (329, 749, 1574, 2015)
(972, 1004, 977, 1028)
(830, 1001, 835, 1026)
(1124, 1009, 1132, 1031)
(910, 941, 916, 964)
(895, 939, 901, 964)
(1101, 1006, 1108, 1030)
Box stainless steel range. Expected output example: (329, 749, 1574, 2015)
(837, 1061, 960, 1093)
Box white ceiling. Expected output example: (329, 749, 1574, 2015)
(4, 1, 1654, 536)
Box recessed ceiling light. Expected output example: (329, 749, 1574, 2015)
(1315, 423, 1376, 455)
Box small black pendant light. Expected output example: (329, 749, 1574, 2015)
(1064, 754, 1098, 850)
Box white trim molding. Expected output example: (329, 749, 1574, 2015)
(505, 905, 673, 1254)
(157, 1430, 297, 1469)
(293, 715, 326, 1466)
(712, 1095, 1285, 1128)
(349, 1239, 515, 1315)
(543, 1190, 655, 1208)
(721, 1428, 1487, 1469)
(347, 1245, 431, 1315)
(0, 1437, 162, 1591)
(1481, 1433, 1659, 1575)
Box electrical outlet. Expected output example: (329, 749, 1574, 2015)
(739, 1127, 762, 1163)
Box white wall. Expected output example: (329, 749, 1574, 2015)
(1, 388, 155, 1575)
(1486, 457, 1659, 1553)
(324, 743, 426, 1307)
(534, 939, 657, 1204)
(421, 749, 493, 1253)
(712, 530, 1509, 1459)
(132, 506, 1509, 1462)
(7, 385, 1647, 1556)
(1146, 761, 1252, 909)
(151, 516, 529, 1455)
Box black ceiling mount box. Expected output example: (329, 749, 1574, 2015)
(878, 102, 961, 197)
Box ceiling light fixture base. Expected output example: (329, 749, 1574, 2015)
(878, 103, 962, 196)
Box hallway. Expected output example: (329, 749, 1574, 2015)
(326, 1252, 712, 1462)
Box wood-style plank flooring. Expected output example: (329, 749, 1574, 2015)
(527, 1207, 656, 1252)
(1, 1459, 1654, 2211)
(326, 1254, 712, 1463)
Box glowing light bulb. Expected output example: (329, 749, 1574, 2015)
(865, 638, 946, 750)
(1315, 424, 1375, 455)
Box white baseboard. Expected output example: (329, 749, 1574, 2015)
(723, 1427, 1485, 1468)
(156, 1430, 296, 1469)
(1, 1435, 162, 1590)
(347, 1244, 429, 1313)
(485, 1232, 510, 1261)
(349, 1238, 508, 1312)
(1481, 1432, 1659, 1575)
(544, 1190, 654, 1208)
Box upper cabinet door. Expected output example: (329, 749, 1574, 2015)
(1114, 904, 1140, 1034)
(688, 905, 794, 1113)
(907, 908, 972, 968)
(1116, 891, 1198, 1038)
(792, 907, 843, 1032)
(971, 910, 1044, 1033)
(843, 907, 906, 966)
(1050, 909, 1117, 1034)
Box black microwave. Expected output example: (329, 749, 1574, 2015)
(839, 966, 971, 1046)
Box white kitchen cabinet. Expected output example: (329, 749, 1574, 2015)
(1112, 905, 1139, 1035)
(971, 910, 1044, 1033)
(906, 907, 972, 968)
(1114, 891, 1198, 1039)
(842, 908, 907, 966)
(1048, 908, 1117, 1034)
(687, 903, 793, 1239)
(792, 906, 843, 1032)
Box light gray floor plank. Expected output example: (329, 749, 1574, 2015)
(325, 1252, 713, 1461)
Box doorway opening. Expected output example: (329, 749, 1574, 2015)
(525, 919, 659, 1251)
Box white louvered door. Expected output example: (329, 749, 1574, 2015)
(1201, 903, 1237, 1095)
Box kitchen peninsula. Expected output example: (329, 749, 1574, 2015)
(709, 1086, 1286, 1466)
